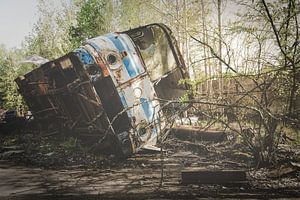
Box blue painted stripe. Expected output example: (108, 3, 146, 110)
(140, 97, 153, 122)
(86, 38, 130, 114)
(75, 48, 95, 65)
(120, 93, 133, 117)
(119, 93, 128, 108)
(86, 41, 102, 52)
(107, 34, 138, 78)
(118, 36, 143, 75)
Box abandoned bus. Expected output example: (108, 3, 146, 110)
(15, 23, 188, 156)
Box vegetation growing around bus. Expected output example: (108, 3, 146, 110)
(0, 0, 299, 166)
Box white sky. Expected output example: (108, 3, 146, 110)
(0, 0, 39, 49)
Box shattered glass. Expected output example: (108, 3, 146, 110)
(134, 25, 177, 81)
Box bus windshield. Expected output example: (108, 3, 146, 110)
(126, 24, 177, 81)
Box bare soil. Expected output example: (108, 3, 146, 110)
(1, 132, 300, 199)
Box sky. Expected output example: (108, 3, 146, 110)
(0, 0, 239, 49)
(0, 0, 39, 49)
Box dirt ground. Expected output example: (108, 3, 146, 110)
(1, 131, 300, 199)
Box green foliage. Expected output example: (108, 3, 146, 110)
(0, 47, 28, 110)
(0, 0, 298, 167)
(0, 0, 112, 110)
(2, 137, 16, 146)
(25, 0, 76, 60)
(61, 137, 83, 153)
(69, 0, 107, 48)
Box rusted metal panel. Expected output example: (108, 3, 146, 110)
(15, 23, 189, 157)
(15, 53, 110, 136)
(80, 31, 162, 150)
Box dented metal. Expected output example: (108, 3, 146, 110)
(15, 23, 188, 156)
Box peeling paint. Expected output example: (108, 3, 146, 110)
(15, 23, 189, 157)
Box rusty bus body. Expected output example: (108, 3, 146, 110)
(15, 24, 188, 156)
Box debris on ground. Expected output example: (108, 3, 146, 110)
(0, 109, 27, 134)
(181, 168, 247, 185)
(171, 125, 227, 142)
(1, 129, 300, 198)
(267, 161, 300, 178)
(14, 23, 189, 158)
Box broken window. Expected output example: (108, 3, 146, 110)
(126, 24, 188, 101)
(127, 25, 177, 81)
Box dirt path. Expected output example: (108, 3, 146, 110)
(0, 154, 181, 197)
(1, 134, 300, 199)
(1, 152, 300, 199)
